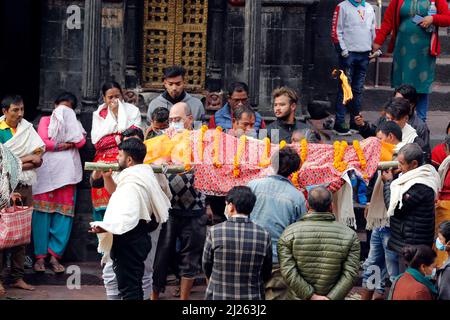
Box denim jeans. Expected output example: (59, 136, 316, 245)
(335, 52, 370, 126)
(362, 227, 399, 294)
(415, 93, 429, 122)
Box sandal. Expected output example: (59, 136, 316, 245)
(172, 286, 181, 298)
(49, 256, 65, 274)
(33, 259, 46, 273)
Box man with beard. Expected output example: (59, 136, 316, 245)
(147, 66, 205, 122)
(266, 87, 311, 143)
(90, 138, 171, 300)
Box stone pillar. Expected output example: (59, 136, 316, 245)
(243, 0, 262, 110)
(125, 0, 140, 89)
(81, 0, 102, 117)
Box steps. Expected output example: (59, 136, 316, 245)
(363, 1, 450, 112)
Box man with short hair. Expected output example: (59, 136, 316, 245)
(202, 186, 272, 300)
(147, 66, 205, 122)
(145, 107, 169, 140)
(355, 85, 431, 155)
(247, 147, 307, 300)
(278, 186, 360, 300)
(90, 138, 171, 300)
(382, 143, 441, 273)
(266, 87, 310, 143)
(152, 102, 208, 300)
(209, 82, 266, 132)
(229, 105, 257, 138)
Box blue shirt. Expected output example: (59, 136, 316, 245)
(247, 175, 307, 263)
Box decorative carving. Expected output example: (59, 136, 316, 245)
(143, 0, 208, 92)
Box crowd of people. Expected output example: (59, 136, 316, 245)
(0, 0, 450, 301)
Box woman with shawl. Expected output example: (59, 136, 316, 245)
(32, 92, 86, 273)
(90, 82, 142, 221)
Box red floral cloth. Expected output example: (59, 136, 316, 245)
(187, 130, 381, 196)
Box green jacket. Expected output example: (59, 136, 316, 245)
(277, 212, 360, 300)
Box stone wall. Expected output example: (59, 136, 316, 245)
(39, 0, 127, 112)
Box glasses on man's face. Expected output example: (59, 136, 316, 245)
(230, 98, 248, 104)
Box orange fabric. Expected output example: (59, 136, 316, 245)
(380, 141, 395, 162)
(434, 200, 450, 267)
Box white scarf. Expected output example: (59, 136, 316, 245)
(438, 155, 450, 190)
(387, 164, 440, 217)
(48, 105, 85, 143)
(90, 164, 171, 264)
(395, 123, 418, 153)
(332, 171, 356, 229)
(33, 111, 86, 195)
(365, 173, 390, 230)
(1, 117, 45, 186)
(91, 101, 142, 145)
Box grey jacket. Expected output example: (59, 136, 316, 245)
(147, 92, 205, 122)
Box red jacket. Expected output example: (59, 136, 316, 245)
(374, 0, 450, 56)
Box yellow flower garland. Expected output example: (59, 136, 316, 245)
(300, 138, 308, 163)
(279, 140, 287, 150)
(213, 126, 222, 168)
(333, 140, 348, 172)
(234, 135, 247, 177)
(197, 125, 208, 163)
(183, 130, 192, 171)
(291, 139, 308, 188)
(259, 137, 271, 168)
(353, 140, 368, 179)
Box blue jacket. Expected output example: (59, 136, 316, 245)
(247, 175, 307, 263)
(212, 103, 264, 131)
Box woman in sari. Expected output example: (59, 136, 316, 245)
(32, 92, 86, 273)
(90, 82, 142, 221)
(0, 95, 45, 293)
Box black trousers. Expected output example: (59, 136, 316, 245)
(152, 214, 208, 293)
(111, 220, 151, 300)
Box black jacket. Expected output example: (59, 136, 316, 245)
(383, 181, 435, 254)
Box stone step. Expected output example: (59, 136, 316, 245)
(366, 56, 450, 86)
(362, 84, 450, 111)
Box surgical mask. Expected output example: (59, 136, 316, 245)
(436, 238, 447, 251)
(170, 121, 184, 131)
(426, 268, 437, 281)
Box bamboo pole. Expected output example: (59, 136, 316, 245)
(84, 162, 186, 174)
(85, 161, 399, 173)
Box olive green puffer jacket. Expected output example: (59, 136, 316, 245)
(277, 212, 360, 300)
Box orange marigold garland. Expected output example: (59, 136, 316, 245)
(197, 125, 208, 163)
(259, 137, 271, 168)
(234, 135, 247, 177)
(183, 130, 192, 171)
(213, 126, 222, 168)
(333, 140, 348, 172)
(291, 139, 308, 188)
(353, 140, 368, 179)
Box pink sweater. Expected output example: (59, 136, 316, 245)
(38, 116, 86, 151)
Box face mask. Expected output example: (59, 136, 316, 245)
(170, 121, 184, 131)
(436, 238, 447, 251)
(426, 268, 437, 281)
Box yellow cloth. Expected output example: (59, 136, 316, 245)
(434, 200, 450, 268)
(0, 120, 16, 135)
(380, 141, 395, 162)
